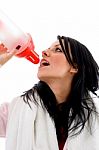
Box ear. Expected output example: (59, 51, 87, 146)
(70, 67, 78, 74)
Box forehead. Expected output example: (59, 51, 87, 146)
(50, 40, 60, 47)
(50, 39, 65, 48)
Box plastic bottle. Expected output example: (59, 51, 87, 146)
(0, 10, 40, 65)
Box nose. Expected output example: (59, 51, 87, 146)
(42, 49, 50, 57)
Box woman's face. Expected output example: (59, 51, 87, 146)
(37, 40, 74, 83)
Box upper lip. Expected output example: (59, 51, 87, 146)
(40, 58, 50, 67)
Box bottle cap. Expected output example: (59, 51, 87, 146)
(16, 35, 40, 64)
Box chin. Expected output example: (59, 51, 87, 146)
(37, 70, 47, 79)
(37, 74, 49, 83)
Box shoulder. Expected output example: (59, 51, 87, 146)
(8, 93, 40, 119)
(93, 97, 99, 112)
(89, 97, 99, 133)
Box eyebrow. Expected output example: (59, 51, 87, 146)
(48, 43, 60, 49)
(55, 44, 60, 47)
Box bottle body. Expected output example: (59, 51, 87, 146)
(0, 10, 39, 65)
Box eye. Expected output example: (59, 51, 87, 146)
(55, 47, 62, 52)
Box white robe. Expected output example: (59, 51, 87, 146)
(5, 94, 99, 150)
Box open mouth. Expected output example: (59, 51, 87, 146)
(40, 59, 50, 67)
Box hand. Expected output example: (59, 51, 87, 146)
(0, 43, 16, 66)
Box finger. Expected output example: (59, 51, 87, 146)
(0, 51, 16, 66)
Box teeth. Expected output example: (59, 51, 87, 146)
(41, 60, 49, 66)
(42, 62, 49, 66)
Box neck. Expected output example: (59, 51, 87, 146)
(46, 79, 72, 104)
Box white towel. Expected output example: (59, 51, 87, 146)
(5, 96, 59, 150)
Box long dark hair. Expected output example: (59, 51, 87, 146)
(22, 35, 99, 138)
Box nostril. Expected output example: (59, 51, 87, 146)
(42, 51, 47, 56)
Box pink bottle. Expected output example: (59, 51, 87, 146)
(0, 10, 40, 64)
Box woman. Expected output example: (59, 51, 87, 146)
(0, 35, 99, 150)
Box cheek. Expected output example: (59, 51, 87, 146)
(52, 57, 71, 71)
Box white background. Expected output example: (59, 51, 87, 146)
(0, 0, 99, 149)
